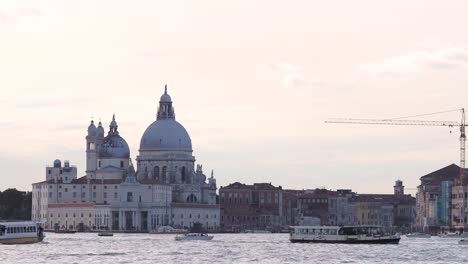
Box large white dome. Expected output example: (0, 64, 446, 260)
(139, 119, 192, 151)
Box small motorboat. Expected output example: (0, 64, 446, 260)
(458, 238, 468, 245)
(175, 233, 214, 241)
(406, 233, 431, 238)
(439, 232, 462, 238)
(98, 232, 114, 237)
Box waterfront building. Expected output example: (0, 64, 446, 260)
(31, 87, 220, 231)
(415, 164, 468, 231)
(297, 189, 335, 225)
(219, 182, 283, 232)
(351, 182, 415, 228)
(328, 189, 357, 226)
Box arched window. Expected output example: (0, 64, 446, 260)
(186, 194, 197, 203)
(162, 166, 167, 182)
(153, 166, 160, 180)
(181, 166, 186, 183)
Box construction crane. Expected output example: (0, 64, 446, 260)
(325, 108, 466, 226)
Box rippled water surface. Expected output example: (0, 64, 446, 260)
(3, 233, 468, 263)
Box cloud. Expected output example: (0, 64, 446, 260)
(17, 7, 43, 17)
(0, 10, 12, 23)
(16, 97, 96, 109)
(359, 45, 468, 78)
(262, 58, 322, 89)
(0, 6, 42, 24)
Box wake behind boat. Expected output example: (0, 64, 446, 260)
(406, 232, 431, 238)
(289, 225, 400, 244)
(175, 233, 214, 241)
(0, 221, 45, 244)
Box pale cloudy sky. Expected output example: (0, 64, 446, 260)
(1, 0, 468, 194)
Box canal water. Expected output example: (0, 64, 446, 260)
(2, 233, 467, 263)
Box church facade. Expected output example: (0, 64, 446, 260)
(31, 86, 220, 231)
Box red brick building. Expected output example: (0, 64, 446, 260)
(219, 182, 284, 232)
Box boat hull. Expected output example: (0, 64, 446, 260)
(0, 236, 44, 245)
(175, 236, 213, 241)
(290, 238, 400, 244)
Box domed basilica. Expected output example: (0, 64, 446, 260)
(32, 86, 220, 232)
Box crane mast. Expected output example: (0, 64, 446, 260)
(326, 108, 466, 227)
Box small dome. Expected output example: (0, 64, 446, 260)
(97, 122, 105, 137)
(140, 119, 192, 151)
(160, 93, 171, 102)
(53, 159, 61, 168)
(99, 134, 130, 159)
(87, 121, 97, 136)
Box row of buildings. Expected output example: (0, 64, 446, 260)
(219, 180, 416, 232)
(34, 85, 460, 233)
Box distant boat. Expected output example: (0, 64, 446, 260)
(406, 233, 431, 238)
(98, 232, 114, 237)
(243, 230, 272, 233)
(438, 232, 468, 238)
(459, 238, 468, 245)
(175, 233, 214, 241)
(54, 230, 76, 234)
(150, 226, 189, 235)
(0, 221, 45, 244)
(289, 225, 400, 244)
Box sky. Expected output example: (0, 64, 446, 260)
(1, 0, 468, 195)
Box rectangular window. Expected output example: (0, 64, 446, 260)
(81, 192, 85, 198)
(93, 192, 96, 198)
(114, 192, 118, 199)
(127, 192, 133, 202)
(104, 192, 107, 198)
(49, 192, 53, 198)
(58, 192, 62, 198)
(73, 192, 77, 198)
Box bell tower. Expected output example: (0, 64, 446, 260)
(394, 180, 404, 196)
(86, 120, 98, 178)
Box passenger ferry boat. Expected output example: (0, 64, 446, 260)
(289, 225, 400, 244)
(0, 222, 45, 244)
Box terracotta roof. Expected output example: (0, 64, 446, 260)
(350, 194, 415, 204)
(221, 182, 281, 190)
(420, 164, 468, 185)
(32, 179, 56, 185)
(70, 176, 122, 184)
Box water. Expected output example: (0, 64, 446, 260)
(2, 233, 468, 264)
